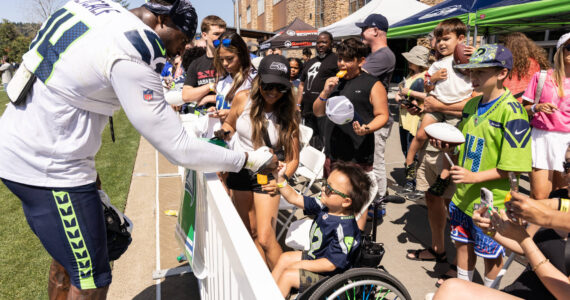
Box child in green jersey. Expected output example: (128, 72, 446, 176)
(431, 44, 532, 287)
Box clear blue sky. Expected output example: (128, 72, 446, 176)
(0, 0, 235, 28)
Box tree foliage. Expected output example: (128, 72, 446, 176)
(0, 20, 34, 63)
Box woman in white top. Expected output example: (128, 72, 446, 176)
(209, 32, 256, 123)
(217, 55, 300, 270)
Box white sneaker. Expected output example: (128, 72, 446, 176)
(244, 146, 274, 173)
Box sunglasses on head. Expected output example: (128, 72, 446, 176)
(564, 161, 570, 174)
(322, 180, 349, 198)
(261, 82, 289, 93)
(213, 39, 231, 48)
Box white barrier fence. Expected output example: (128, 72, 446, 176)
(176, 169, 283, 300)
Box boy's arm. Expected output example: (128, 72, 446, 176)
(275, 163, 304, 209)
(291, 258, 336, 273)
(449, 167, 508, 184)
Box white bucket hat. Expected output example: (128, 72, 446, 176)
(557, 32, 570, 50)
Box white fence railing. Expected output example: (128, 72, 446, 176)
(176, 169, 283, 300)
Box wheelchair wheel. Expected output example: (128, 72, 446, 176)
(307, 268, 411, 300)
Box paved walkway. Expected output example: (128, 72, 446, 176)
(109, 98, 526, 299)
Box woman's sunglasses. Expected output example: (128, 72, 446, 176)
(322, 180, 349, 198)
(564, 44, 570, 52)
(261, 82, 289, 93)
(213, 39, 232, 48)
(563, 161, 570, 174)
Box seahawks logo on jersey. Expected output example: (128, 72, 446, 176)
(124, 29, 167, 74)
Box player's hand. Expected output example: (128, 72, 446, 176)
(322, 77, 340, 97)
(505, 191, 551, 227)
(491, 209, 529, 243)
(535, 103, 558, 114)
(197, 95, 216, 107)
(431, 68, 447, 82)
(209, 109, 230, 122)
(429, 138, 454, 152)
(472, 204, 493, 232)
(261, 180, 279, 196)
(352, 121, 370, 136)
(273, 161, 287, 181)
(450, 165, 477, 184)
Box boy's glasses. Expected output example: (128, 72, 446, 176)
(213, 39, 231, 48)
(261, 82, 289, 93)
(563, 161, 570, 174)
(323, 180, 349, 198)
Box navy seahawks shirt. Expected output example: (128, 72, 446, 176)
(303, 196, 361, 274)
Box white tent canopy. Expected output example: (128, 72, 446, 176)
(319, 0, 430, 38)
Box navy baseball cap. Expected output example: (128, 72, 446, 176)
(355, 14, 389, 32)
(143, 0, 198, 39)
(258, 55, 291, 88)
(455, 44, 513, 70)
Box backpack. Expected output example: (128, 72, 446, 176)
(99, 190, 133, 261)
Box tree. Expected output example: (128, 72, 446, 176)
(113, 0, 130, 9)
(25, 0, 66, 23)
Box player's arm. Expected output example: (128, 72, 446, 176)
(111, 59, 246, 173)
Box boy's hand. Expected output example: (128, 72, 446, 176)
(352, 121, 370, 136)
(505, 191, 550, 226)
(450, 165, 477, 184)
(429, 138, 454, 152)
(472, 204, 493, 232)
(431, 68, 447, 82)
(322, 77, 340, 97)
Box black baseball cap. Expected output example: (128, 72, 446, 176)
(258, 55, 291, 88)
(355, 14, 389, 32)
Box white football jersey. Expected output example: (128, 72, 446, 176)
(22, 0, 167, 116)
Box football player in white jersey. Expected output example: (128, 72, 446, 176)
(0, 0, 275, 298)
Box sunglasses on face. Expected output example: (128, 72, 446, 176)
(564, 161, 570, 174)
(213, 39, 232, 48)
(260, 82, 289, 93)
(564, 44, 570, 52)
(322, 180, 349, 198)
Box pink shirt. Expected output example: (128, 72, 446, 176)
(522, 69, 570, 133)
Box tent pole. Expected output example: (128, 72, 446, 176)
(473, 25, 478, 46)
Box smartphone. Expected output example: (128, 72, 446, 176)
(401, 99, 421, 110)
(479, 187, 493, 218)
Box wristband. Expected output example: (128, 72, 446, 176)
(209, 82, 215, 92)
(560, 198, 569, 212)
(406, 90, 412, 98)
(532, 258, 549, 272)
(296, 103, 301, 107)
(531, 104, 537, 113)
(277, 180, 288, 188)
(318, 96, 327, 102)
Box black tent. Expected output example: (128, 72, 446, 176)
(259, 18, 318, 51)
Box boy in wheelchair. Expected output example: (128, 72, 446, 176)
(271, 161, 371, 297)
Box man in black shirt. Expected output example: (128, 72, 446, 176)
(182, 15, 226, 107)
(298, 32, 338, 149)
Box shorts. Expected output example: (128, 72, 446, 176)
(299, 251, 326, 292)
(449, 201, 504, 259)
(416, 150, 456, 199)
(226, 168, 275, 193)
(1, 179, 111, 289)
(531, 128, 570, 172)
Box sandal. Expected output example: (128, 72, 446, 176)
(435, 264, 457, 288)
(406, 247, 446, 262)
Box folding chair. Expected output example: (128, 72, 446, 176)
(299, 124, 313, 149)
(276, 146, 326, 240)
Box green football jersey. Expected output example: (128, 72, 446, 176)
(452, 89, 532, 217)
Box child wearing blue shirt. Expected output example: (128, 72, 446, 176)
(271, 161, 371, 297)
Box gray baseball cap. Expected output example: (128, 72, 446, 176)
(401, 45, 430, 68)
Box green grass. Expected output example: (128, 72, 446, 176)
(0, 91, 140, 299)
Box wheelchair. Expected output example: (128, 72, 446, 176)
(297, 198, 411, 300)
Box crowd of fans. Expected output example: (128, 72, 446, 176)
(158, 12, 569, 300)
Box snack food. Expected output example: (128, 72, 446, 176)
(336, 70, 347, 78)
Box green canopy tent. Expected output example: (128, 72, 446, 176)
(387, 0, 570, 39)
